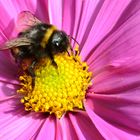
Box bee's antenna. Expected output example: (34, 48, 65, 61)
(67, 35, 80, 56)
(68, 35, 80, 46)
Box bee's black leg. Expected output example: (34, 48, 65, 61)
(49, 53, 58, 68)
(28, 61, 36, 77)
(52, 60, 58, 68)
(28, 60, 37, 87)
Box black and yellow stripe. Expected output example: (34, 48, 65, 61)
(41, 25, 57, 48)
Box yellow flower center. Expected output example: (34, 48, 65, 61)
(17, 46, 92, 118)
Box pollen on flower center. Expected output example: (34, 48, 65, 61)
(17, 46, 92, 118)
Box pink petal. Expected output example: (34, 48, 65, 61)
(48, 0, 62, 29)
(17, 118, 43, 140)
(0, 97, 23, 120)
(0, 1, 16, 39)
(69, 111, 104, 140)
(72, 0, 104, 49)
(87, 0, 140, 67)
(86, 91, 140, 137)
(0, 51, 19, 97)
(87, 6, 140, 92)
(0, 97, 45, 139)
(89, 63, 140, 93)
(62, 0, 76, 35)
(0, 81, 19, 99)
(60, 114, 79, 140)
(0, 0, 49, 42)
(3, 113, 42, 140)
(86, 93, 140, 134)
(0, 113, 32, 139)
(0, 0, 37, 39)
(85, 101, 139, 140)
(0, 98, 43, 140)
(36, 116, 56, 140)
(34, 0, 49, 23)
(80, 0, 131, 60)
(88, 12, 140, 71)
(55, 118, 63, 140)
(62, 0, 83, 38)
(0, 51, 18, 78)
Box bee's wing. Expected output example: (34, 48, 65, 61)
(16, 11, 42, 32)
(0, 37, 31, 50)
(0, 11, 38, 50)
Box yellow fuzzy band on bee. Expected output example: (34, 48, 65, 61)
(41, 25, 57, 48)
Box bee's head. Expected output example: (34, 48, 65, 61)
(50, 31, 70, 54)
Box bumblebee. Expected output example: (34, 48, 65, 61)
(11, 23, 70, 77)
(0, 11, 70, 77)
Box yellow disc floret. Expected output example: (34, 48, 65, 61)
(18, 46, 92, 118)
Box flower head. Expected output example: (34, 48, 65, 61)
(0, 0, 140, 139)
(18, 47, 92, 118)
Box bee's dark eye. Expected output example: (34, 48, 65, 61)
(54, 41, 59, 47)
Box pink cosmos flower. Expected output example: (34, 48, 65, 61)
(0, 0, 140, 139)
